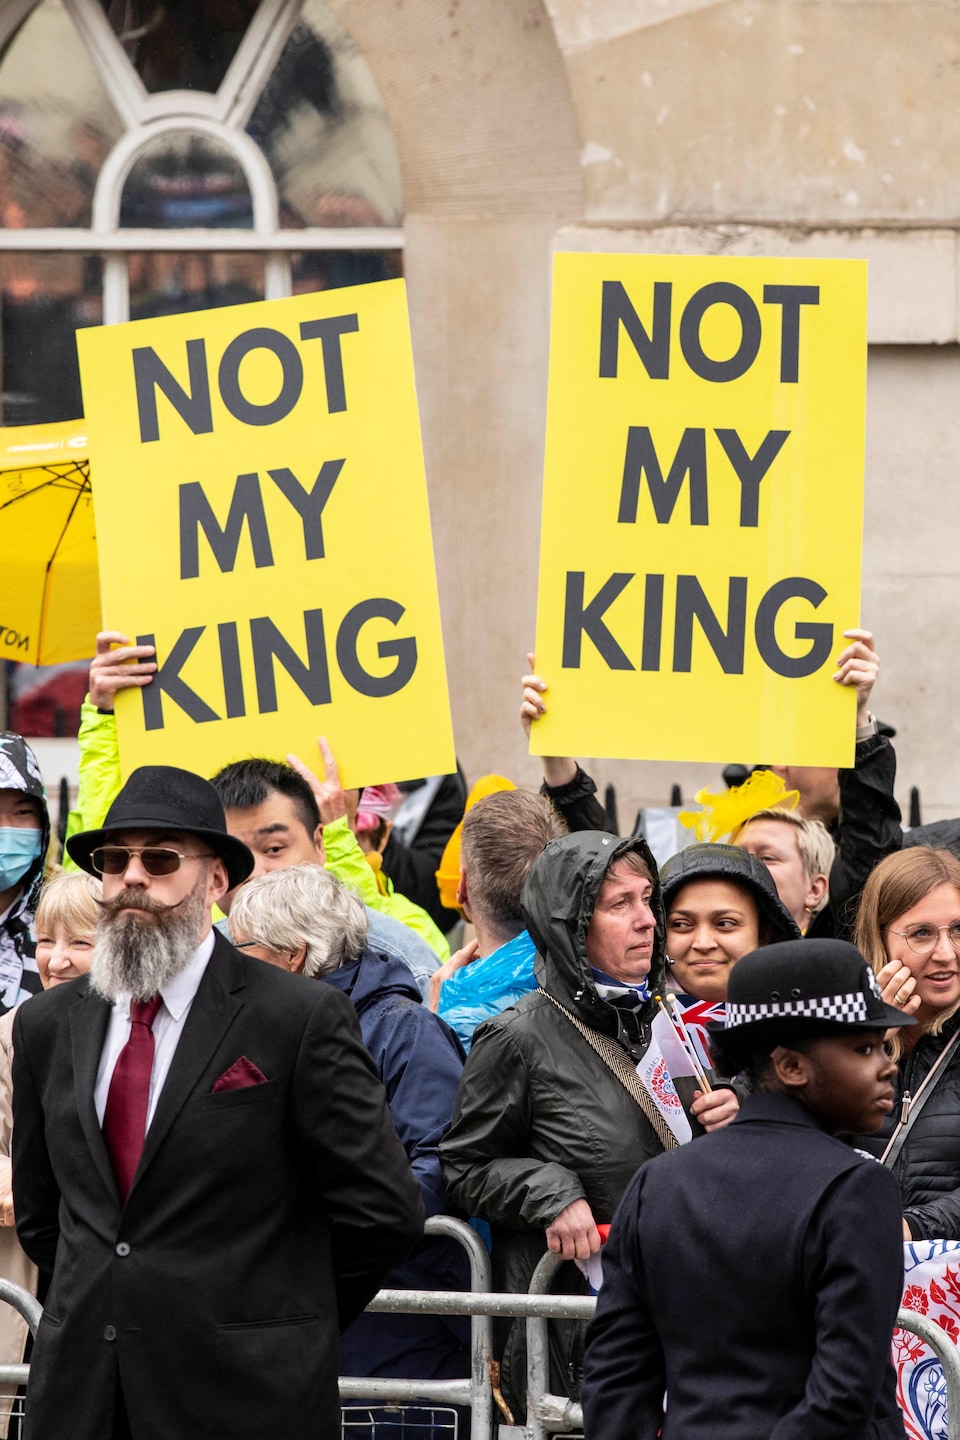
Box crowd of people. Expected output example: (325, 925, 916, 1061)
(0, 622, 956, 1439)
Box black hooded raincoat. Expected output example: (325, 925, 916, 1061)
(440, 830, 672, 1418)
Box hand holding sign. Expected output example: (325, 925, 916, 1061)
(519, 652, 576, 788)
(519, 653, 546, 738)
(88, 631, 157, 713)
(833, 628, 879, 726)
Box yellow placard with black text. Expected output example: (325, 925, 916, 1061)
(77, 280, 455, 786)
(532, 253, 868, 768)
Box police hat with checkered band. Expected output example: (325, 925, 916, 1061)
(708, 938, 915, 1047)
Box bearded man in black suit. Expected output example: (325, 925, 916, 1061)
(12, 765, 424, 1440)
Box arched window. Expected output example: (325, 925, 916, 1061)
(0, 0, 403, 427)
(0, 0, 402, 740)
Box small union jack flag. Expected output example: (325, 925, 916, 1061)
(669, 994, 726, 1070)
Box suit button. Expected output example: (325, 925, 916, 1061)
(104, 1325, 117, 1342)
(115, 1242, 130, 1257)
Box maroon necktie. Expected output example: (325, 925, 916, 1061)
(102, 996, 163, 1202)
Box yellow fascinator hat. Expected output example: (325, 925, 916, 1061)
(678, 769, 801, 844)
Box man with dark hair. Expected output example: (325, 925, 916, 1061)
(582, 938, 913, 1440)
(12, 765, 423, 1440)
(212, 756, 317, 834)
(430, 789, 567, 1048)
(210, 755, 444, 997)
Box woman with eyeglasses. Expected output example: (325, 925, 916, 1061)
(854, 846, 960, 1239)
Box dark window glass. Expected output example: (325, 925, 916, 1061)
(120, 133, 254, 229)
(128, 251, 264, 320)
(0, 254, 102, 425)
(96, 0, 262, 94)
(290, 250, 402, 294)
(0, 0, 123, 228)
(247, 0, 402, 229)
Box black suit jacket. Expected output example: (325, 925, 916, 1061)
(582, 1093, 907, 1440)
(12, 932, 424, 1440)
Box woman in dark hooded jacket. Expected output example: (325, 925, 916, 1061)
(439, 831, 738, 1421)
(656, 844, 801, 1069)
(660, 843, 801, 1001)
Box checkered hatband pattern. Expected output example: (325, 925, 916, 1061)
(865, 968, 884, 1000)
(725, 992, 870, 1027)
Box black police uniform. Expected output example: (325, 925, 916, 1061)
(582, 1091, 907, 1440)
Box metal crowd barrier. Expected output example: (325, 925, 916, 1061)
(1, 1225, 959, 1440)
(521, 1250, 960, 1440)
(341, 1213, 493, 1437)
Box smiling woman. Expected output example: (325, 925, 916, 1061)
(33, 869, 100, 989)
(659, 843, 801, 1007)
(854, 847, 960, 1240)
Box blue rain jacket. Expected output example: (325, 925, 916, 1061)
(323, 949, 471, 1382)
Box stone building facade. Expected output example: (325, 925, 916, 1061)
(1, 0, 954, 823)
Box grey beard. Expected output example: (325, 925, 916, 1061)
(90, 882, 208, 1002)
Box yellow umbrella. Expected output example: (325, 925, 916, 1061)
(0, 420, 100, 665)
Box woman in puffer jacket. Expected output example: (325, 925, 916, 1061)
(855, 846, 960, 1240)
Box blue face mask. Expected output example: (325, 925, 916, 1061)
(0, 828, 43, 894)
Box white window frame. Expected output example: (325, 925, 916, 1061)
(0, 0, 404, 321)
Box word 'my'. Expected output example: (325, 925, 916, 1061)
(141, 458, 417, 730)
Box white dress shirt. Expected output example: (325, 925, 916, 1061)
(94, 929, 215, 1130)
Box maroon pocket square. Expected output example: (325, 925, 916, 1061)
(212, 1057, 269, 1093)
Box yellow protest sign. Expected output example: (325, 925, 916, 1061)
(532, 253, 867, 768)
(77, 281, 455, 786)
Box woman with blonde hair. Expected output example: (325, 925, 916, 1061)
(0, 870, 101, 1435)
(855, 846, 960, 1239)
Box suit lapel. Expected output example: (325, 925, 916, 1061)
(69, 984, 117, 1201)
(131, 937, 245, 1194)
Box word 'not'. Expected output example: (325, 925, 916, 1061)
(600, 280, 819, 384)
(133, 316, 360, 443)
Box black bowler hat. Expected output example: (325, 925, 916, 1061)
(67, 765, 254, 890)
(708, 938, 915, 1048)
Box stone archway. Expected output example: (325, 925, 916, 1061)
(331, 0, 585, 786)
